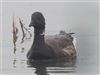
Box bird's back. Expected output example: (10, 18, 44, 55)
(45, 32, 76, 58)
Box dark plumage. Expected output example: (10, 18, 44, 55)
(27, 12, 76, 60)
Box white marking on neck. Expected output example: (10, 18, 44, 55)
(40, 31, 45, 36)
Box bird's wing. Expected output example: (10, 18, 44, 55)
(45, 34, 76, 56)
(45, 35, 70, 51)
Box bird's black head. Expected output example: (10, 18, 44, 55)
(29, 12, 45, 30)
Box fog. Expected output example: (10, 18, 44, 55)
(2, 1, 99, 74)
(2, 2, 99, 37)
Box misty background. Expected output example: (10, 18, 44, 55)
(2, 2, 99, 36)
(1, 1, 99, 74)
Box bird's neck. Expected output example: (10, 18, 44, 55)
(32, 28, 45, 49)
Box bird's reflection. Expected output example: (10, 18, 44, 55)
(35, 64, 49, 75)
(27, 57, 76, 75)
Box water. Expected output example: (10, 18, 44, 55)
(1, 34, 76, 75)
(1, 33, 99, 75)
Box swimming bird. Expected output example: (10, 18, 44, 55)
(27, 12, 76, 60)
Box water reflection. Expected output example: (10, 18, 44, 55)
(34, 64, 48, 75)
(27, 58, 76, 75)
(13, 58, 17, 68)
(13, 45, 17, 54)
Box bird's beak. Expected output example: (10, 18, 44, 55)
(29, 20, 35, 27)
(29, 24, 33, 27)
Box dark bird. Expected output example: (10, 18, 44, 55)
(27, 12, 76, 60)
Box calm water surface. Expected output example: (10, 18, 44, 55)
(1, 34, 99, 75)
